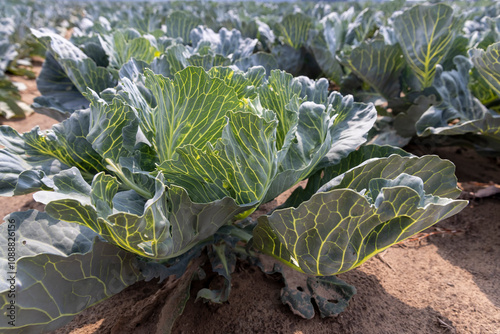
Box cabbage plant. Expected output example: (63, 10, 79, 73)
(31, 26, 263, 121)
(0, 18, 32, 118)
(340, 3, 500, 151)
(0, 65, 466, 333)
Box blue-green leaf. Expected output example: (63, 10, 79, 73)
(146, 67, 240, 162)
(0, 210, 142, 333)
(469, 41, 500, 98)
(32, 29, 117, 118)
(160, 110, 278, 205)
(254, 156, 467, 276)
(393, 4, 459, 90)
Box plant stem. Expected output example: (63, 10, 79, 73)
(233, 245, 258, 257)
(105, 158, 153, 198)
(228, 227, 253, 243)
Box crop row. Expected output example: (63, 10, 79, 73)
(0, 1, 498, 333)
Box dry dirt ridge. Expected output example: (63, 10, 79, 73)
(0, 68, 499, 334)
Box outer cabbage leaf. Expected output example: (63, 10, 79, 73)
(469, 42, 500, 98)
(277, 13, 312, 49)
(366, 121, 413, 148)
(283, 145, 412, 209)
(165, 11, 202, 42)
(419, 112, 500, 153)
(0, 76, 32, 119)
(393, 4, 459, 90)
(344, 39, 405, 100)
(0, 210, 143, 333)
(345, 8, 382, 46)
(416, 56, 500, 144)
(31, 29, 117, 119)
(80, 41, 110, 68)
(270, 44, 304, 76)
(190, 27, 257, 61)
(98, 29, 160, 69)
(321, 155, 462, 199)
(0, 109, 106, 196)
(34, 169, 249, 260)
(235, 52, 278, 77)
(254, 156, 467, 276)
(308, 13, 345, 84)
(260, 72, 377, 202)
(31, 53, 89, 121)
(393, 94, 438, 138)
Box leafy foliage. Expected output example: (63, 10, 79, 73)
(344, 39, 405, 100)
(0, 210, 144, 332)
(0, 0, 480, 332)
(28, 1, 500, 153)
(470, 42, 500, 98)
(393, 4, 459, 90)
(0, 18, 32, 118)
(254, 151, 466, 276)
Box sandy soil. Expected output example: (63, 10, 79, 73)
(0, 68, 499, 334)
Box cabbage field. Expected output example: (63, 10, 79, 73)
(0, 0, 499, 333)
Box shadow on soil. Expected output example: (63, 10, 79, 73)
(431, 198, 500, 308)
(408, 145, 500, 308)
(173, 263, 455, 334)
(52, 261, 455, 334)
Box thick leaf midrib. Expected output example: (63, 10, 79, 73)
(395, 4, 456, 89)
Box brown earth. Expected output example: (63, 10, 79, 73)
(0, 68, 499, 334)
